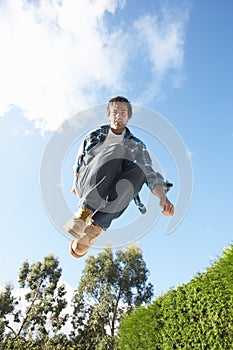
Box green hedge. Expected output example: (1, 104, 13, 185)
(116, 245, 233, 350)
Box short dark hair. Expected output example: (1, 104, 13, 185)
(107, 96, 132, 119)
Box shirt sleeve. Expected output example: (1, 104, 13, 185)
(141, 146, 173, 193)
(73, 137, 87, 174)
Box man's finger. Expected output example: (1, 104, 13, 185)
(163, 204, 174, 216)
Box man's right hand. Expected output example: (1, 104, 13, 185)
(71, 172, 79, 195)
(71, 185, 77, 196)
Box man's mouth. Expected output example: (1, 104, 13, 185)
(114, 118, 122, 125)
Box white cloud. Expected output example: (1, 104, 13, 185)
(134, 6, 188, 102)
(0, 0, 188, 132)
(0, 0, 128, 131)
(135, 16, 184, 74)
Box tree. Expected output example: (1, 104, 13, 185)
(0, 254, 69, 348)
(0, 282, 19, 347)
(116, 244, 233, 350)
(70, 245, 154, 350)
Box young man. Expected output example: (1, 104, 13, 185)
(64, 96, 174, 258)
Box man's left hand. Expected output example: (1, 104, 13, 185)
(160, 197, 175, 216)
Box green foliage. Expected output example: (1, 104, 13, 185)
(0, 247, 153, 349)
(1, 335, 76, 350)
(0, 283, 15, 318)
(71, 245, 153, 349)
(2, 245, 232, 349)
(0, 254, 69, 348)
(116, 245, 233, 350)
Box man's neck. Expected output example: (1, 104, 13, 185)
(110, 127, 125, 135)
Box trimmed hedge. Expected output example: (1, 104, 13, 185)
(116, 245, 233, 349)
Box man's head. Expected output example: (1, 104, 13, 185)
(107, 96, 132, 134)
(107, 96, 132, 119)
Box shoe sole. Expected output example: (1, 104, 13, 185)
(69, 241, 88, 259)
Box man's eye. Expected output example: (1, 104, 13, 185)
(112, 111, 127, 116)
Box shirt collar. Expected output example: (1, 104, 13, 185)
(100, 124, 132, 139)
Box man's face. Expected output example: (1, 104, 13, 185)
(108, 102, 129, 133)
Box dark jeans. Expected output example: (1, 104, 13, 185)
(76, 144, 146, 230)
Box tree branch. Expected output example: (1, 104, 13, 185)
(110, 288, 122, 338)
(5, 323, 17, 337)
(14, 289, 40, 340)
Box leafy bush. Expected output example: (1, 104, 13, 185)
(116, 245, 233, 350)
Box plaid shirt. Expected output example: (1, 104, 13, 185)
(74, 124, 172, 213)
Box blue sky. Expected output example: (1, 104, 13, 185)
(0, 0, 233, 298)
